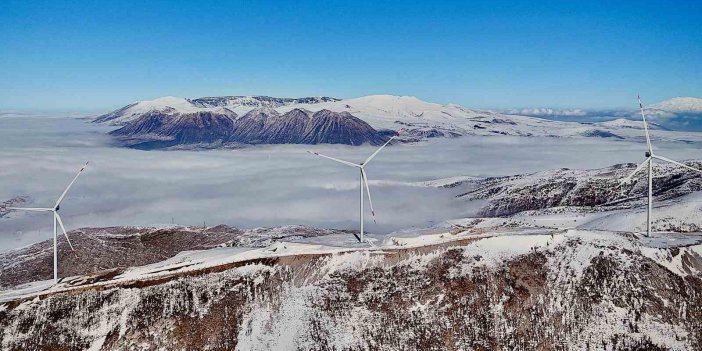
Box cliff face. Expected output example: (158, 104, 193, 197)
(1, 230, 700, 350)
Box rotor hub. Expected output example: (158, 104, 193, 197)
(645, 151, 651, 158)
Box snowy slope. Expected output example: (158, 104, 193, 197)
(93, 96, 237, 125)
(0, 227, 701, 350)
(596, 118, 666, 130)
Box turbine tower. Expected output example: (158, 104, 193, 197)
(8, 162, 89, 283)
(620, 96, 702, 236)
(309, 136, 397, 243)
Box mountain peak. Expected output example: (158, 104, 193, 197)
(649, 97, 702, 113)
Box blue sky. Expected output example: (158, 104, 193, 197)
(1, 0, 700, 112)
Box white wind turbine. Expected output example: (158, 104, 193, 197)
(620, 96, 702, 237)
(308, 136, 397, 243)
(8, 162, 89, 283)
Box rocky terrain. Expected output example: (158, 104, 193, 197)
(108, 108, 388, 149)
(0, 228, 701, 350)
(0, 225, 352, 289)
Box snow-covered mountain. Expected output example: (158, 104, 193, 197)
(96, 95, 702, 149)
(93, 96, 235, 125)
(648, 97, 702, 114)
(191, 95, 339, 111)
(639, 97, 702, 132)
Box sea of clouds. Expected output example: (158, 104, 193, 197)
(1, 116, 702, 252)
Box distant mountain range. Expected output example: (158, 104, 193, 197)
(95, 95, 702, 149)
(501, 97, 702, 131)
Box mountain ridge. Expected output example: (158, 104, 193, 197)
(97, 94, 702, 149)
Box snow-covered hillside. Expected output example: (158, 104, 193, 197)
(1, 227, 700, 350)
(597, 118, 666, 130)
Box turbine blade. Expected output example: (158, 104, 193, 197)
(55, 162, 89, 209)
(620, 158, 651, 185)
(361, 169, 376, 224)
(6, 207, 54, 212)
(637, 95, 653, 154)
(307, 151, 360, 168)
(55, 212, 78, 258)
(652, 155, 702, 175)
(363, 136, 396, 166)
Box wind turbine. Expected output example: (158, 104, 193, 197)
(8, 162, 89, 283)
(308, 136, 397, 243)
(620, 96, 702, 236)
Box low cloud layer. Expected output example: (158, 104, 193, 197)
(1, 117, 702, 252)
